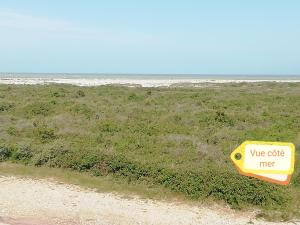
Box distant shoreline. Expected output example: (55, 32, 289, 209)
(1, 76, 300, 87)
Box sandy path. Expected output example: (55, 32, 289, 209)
(0, 176, 298, 225)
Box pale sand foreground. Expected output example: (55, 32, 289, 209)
(0, 176, 298, 225)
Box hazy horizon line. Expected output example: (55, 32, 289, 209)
(1, 72, 300, 77)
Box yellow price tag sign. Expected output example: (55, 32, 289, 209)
(231, 141, 295, 185)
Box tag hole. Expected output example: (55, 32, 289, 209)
(234, 153, 242, 160)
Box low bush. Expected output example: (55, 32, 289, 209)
(70, 103, 93, 118)
(6, 127, 18, 136)
(0, 145, 11, 161)
(49, 152, 287, 209)
(0, 102, 14, 112)
(214, 111, 235, 126)
(11, 145, 34, 162)
(33, 145, 69, 167)
(35, 126, 57, 143)
(76, 90, 85, 97)
(25, 102, 53, 117)
(51, 91, 65, 97)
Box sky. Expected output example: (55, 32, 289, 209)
(0, 0, 299, 75)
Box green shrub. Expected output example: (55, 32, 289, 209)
(0, 145, 11, 161)
(6, 127, 17, 136)
(72, 154, 100, 171)
(98, 121, 121, 133)
(51, 91, 65, 97)
(11, 145, 33, 162)
(25, 102, 53, 117)
(128, 93, 138, 100)
(0, 102, 14, 112)
(215, 111, 234, 126)
(146, 90, 152, 96)
(35, 126, 57, 143)
(70, 103, 93, 118)
(33, 145, 69, 167)
(76, 90, 85, 97)
(66, 153, 288, 209)
(128, 93, 144, 101)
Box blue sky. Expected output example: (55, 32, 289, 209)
(0, 0, 299, 74)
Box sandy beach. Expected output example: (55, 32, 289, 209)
(0, 77, 300, 87)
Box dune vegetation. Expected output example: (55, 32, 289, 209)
(0, 83, 299, 221)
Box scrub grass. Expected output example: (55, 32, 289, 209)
(0, 83, 299, 221)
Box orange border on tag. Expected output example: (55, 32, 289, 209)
(235, 166, 291, 186)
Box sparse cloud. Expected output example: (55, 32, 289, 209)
(0, 8, 162, 44)
(0, 9, 73, 30)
